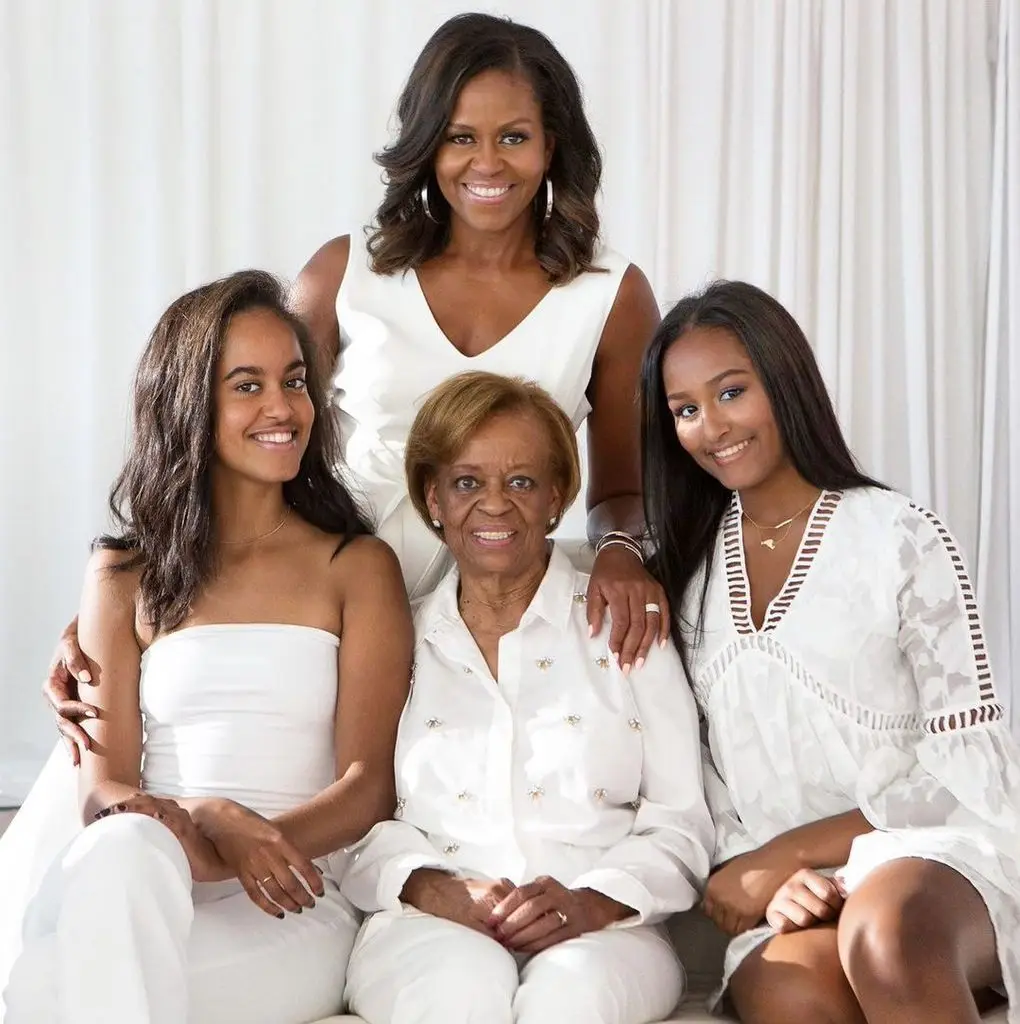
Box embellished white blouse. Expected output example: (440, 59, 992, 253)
(342, 542, 714, 925)
(691, 486, 1020, 1009)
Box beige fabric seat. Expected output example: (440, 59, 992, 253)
(309, 909, 1009, 1023)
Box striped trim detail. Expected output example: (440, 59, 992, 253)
(761, 491, 843, 631)
(909, 503, 996, 704)
(722, 498, 754, 635)
(923, 702, 1005, 735)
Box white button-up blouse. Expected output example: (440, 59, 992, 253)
(342, 543, 714, 926)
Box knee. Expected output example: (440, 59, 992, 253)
(65, 813, 190, 892)
(837, 890, 941, 994)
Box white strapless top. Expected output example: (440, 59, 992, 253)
(139, 624, 339, 819)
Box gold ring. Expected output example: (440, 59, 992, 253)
(259, 876, 273, 885)
(554, 909, 568, 927)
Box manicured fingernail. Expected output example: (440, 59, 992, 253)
(78, 670, 92, 683)
(622, 662, 632, 676)
(659, 637, 668, 649)
(84, 709, 98, 718)
(587, 624, 594, 638)
(635, 657, 645, 671)
(612, 651, 620, 665)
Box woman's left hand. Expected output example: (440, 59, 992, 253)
(586, 546, 670, 672)
(764, 868, 844, 933)
(188, 798, 325, 918)
(487, 875, 633, 954)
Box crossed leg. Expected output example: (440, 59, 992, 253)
(729, 859, 1003, 1024)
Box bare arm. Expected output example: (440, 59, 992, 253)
(268, 536, 413, 857)
(584, 263, 661, 539)
(290, 234, 351, 371)
(75, 550, 146, 822)
(758, 810, 871, 872)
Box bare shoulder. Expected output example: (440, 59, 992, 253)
(292, 234, 352, 315)
(598, 262, 660, 356)
(83, 547, 141, 603)
(331, 534, 405, 593)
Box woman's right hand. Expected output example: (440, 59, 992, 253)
(400, 869, 516, 936)
(42, 615, 97, 766)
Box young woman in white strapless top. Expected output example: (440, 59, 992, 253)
(0, 271, 412, 1023)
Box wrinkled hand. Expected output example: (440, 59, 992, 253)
(488, 875, 634, 954)
(702, 849, 794, 936)
(189, 798, 324, 918)
(94, 794, 229, 882)
(401, 869, 516, 937)
(43, 616, 96, 766)
(765, 868, 844, 933)
(586, 546, 669, 673)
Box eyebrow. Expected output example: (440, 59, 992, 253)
(448, 462, 538, 474)
(223, 359, 306, 382)
(447, 117, 536, 132)
(666, 367, 749, 401)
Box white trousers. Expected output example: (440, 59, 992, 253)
(2, 813, 358, 1024)
(344, 906, 685, 1024)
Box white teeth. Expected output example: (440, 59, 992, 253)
(475, 531, 513, 540)
(464, 184, 510, 198)
(712, 440, 750, 460)
(252, 431, 294, 443)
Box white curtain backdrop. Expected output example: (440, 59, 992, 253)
(1, 0, 1015, 800)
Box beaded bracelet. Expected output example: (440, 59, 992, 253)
(594, 530, 645, 562)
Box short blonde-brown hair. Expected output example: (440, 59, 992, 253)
(405, 371, 582, 536)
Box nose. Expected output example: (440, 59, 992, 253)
(476, 479, 513, 514)
(700, 403, 730, 445)
(260, 384, 293, 421)
(471, 138, 503, 176)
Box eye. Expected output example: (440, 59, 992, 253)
(453, 476, 480, 491)
(671, 404, 697, 421)
(285, 377, 307, 392)
(720, 386, 745, 402)
(447, 133, 474, 145)
(508, 476, 535, 490)
(235, 381, 260, 394)
(501, 132, 528, 146)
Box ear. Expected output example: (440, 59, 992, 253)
(424, 479, 441, 523)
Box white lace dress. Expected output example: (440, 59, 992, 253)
(689, 486, 1020, 1018)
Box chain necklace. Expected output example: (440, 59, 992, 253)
(219, 508, 290, 546)
(742, 495, 818, 551)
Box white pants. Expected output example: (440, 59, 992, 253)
(344, 906, 684, 1024)
(2, 813, 358, 1024)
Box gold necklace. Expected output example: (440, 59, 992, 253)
(742, 495, 818, 550)
(219, 508, 290, 546)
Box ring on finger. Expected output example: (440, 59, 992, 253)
(259, 876, 274, 885)
(644, 603, 661, 615)
(554, 909, 568, 927)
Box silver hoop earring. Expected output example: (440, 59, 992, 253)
(543, 177, 554, 224)
(420, 181, 438, 224)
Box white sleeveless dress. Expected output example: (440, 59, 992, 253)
(335, 232, 631, 598)
(2, 625, 358, 1023)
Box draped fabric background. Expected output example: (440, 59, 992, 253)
(0, 0, 1015, 800)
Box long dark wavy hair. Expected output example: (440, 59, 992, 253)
(640, 280, 885, 679)
(367, 12, 603, 284)
(97, 270, 372, 634)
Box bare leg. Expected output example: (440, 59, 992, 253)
(837, 858, 1001, 1024)
(729, 923, 866, 1024)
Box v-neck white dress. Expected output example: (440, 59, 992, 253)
(333, 233, 631, 599)
(689, 487, 1020, 1017)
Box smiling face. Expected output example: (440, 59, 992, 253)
(212, 307, 314, 485)
(425, 409, 562, 581)
(433, 68, 554, 234)
(661, 325, 789, 492)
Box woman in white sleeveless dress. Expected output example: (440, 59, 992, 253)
(22, 12, 671, 967)
(1, 271, 412, 1022)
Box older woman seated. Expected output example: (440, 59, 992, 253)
(340, 371, 713, 1024)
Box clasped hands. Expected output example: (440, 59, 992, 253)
(701, 847, 846, 937)
(401, 869, 633, 954)
(92, 794, 323, 919)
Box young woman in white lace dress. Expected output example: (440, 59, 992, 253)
(639, 280, 1020, 1023)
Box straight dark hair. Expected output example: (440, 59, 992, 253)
(640, 280, 884, 680)
(97, 270, 372, 634)
(367, 12, 603, 284)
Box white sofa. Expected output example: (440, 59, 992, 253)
(309, 908, 1009, 1023)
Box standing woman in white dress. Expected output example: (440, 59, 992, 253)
(1, 271, 412, 1021)
(639, 280, 1020, 1023)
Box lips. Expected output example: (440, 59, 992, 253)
(249, 429, 298, 449)
(708, 439, 751, 463)
(462, 183, 512, 202)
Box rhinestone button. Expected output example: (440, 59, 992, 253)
(535, 657, 554, 670)
(527, 785, 545, 801)
(596, 656, 610, 670)
(564, 714, 582, 727)
(443, 843, 459, 856)
(395, 798, 406, 818)
(593, 787, 607, 801)
(457, 790, 473, 802)
(425, 718, 443, 729)
(628, 718, 643, 731)
(573, 592, 587, 604)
